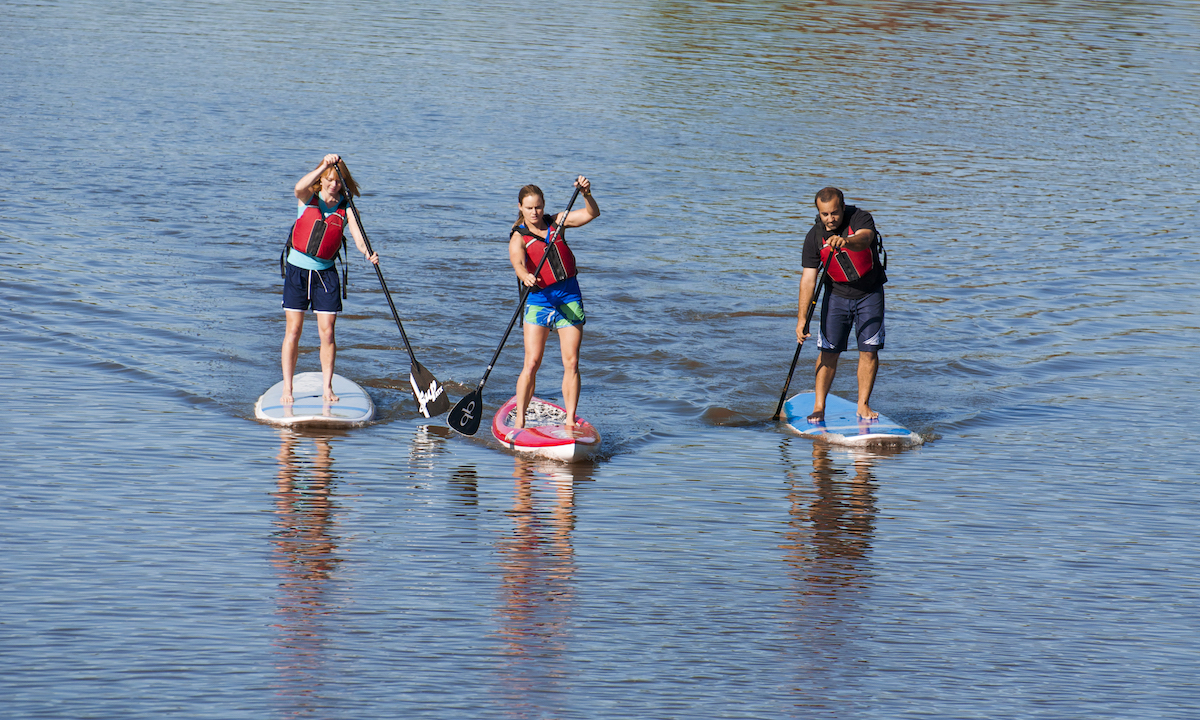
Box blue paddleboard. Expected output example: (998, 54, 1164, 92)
(784, 392, 922, 447)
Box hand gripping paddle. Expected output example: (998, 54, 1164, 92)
(448, 185, 583, 436)
(771, 259, 827, 422)
(334, 164, 449, 418)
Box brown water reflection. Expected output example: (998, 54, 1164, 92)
(269, 430, 343, 713)
(778, 440, 892, 704)
(493, 457, 595, 714)
(779, 439, 890, 599)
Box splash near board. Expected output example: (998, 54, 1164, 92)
(254, 372, 375, 428)
(784, 392, 922, 447)
(491, 396, 601, 463)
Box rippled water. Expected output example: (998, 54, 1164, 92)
(4, 1, 1199, 718)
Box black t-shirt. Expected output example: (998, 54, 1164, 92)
(801, 205, 886, 298)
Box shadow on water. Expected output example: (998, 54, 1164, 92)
(489, 457, 596, 717)
(267, 429, 345, 716)
(700, 405, 767, 427)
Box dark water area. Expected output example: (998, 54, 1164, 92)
(3, 1, 1199, 718)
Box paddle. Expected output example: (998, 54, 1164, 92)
(771, 260, 828, 422)
(334, 164, 449, 418)
(448, 185, 583, 436)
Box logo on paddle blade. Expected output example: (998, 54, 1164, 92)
(453, 400, 477, 428)
(410, 375, 446, 418)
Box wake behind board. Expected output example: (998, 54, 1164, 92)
(784, 392, 922, 447)
(254, 372, 375, 428)
(491, 395, 601, 463)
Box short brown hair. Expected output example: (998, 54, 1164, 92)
(814, 186, 844, 208)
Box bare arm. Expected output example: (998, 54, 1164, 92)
(294, 153, 340, 202)
(796, 266, 820, 342)
(560, 175, 600, 228)
(825, 228, 874, 252)
(510, 231, 538, 287)
(345, 207, 379, 265)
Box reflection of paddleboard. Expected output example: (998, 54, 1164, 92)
(784, 392, 922, 447)
(254, 372, 375, 428)
(491, 396, 601, 463)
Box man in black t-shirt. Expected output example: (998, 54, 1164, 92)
(796, 187, 887, 422)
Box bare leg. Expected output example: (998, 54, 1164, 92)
(856, 350, 879, 419)
(557, 324, 582, 426)
(281, 310, 305, 404)
(316, 312, 338, 402)
(811, 350, 840, 422)
(515, 323, 549, 429)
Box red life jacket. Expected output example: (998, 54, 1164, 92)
(291, 195, 348, 261)
(820, 223, 878, 283)
(514, 214, 577, 289)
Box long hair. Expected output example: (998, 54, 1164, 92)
(515, 184, 544, 226)
(308, 159, 360, 199)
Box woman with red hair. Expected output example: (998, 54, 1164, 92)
(281, 153, 379, 404)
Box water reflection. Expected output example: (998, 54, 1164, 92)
(779, 440, 920, 693)
(411, 423, 455, 467)
(493, 458, 594, 715)
(777, 439, 887, 706)
(780, 440, 883, 599)
(269, 429, 343, 714)
(413, 423, 482, 506)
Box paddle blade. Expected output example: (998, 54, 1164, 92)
(409, 361, 449, 418)
(447, 389, 484, 436)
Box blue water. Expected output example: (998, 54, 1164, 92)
(3, 1, 1199, 718)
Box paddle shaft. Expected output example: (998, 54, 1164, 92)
(771, 261, 827, 421)
(472, 185, 583, 394)
(332, 165, 420, 367)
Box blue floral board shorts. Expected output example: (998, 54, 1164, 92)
(524, 277, 586, 329)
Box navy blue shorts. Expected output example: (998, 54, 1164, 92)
(817, 288, 885, 353)
(282, 264, 342, 314)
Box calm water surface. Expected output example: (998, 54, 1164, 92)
(3, 1, 1199, 718)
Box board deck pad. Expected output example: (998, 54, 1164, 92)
(783, 392, 922, 447)
(254, 372, 375, 427)
(491, 396, 601, 462)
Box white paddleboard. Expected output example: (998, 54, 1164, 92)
(254, 372, 375, 428)
(784, 392, 922, 447)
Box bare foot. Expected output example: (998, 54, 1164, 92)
(857, 405, 878, 420)
(806, 411, 825, 424)
(324, 390, 339, 403)
(564, 417, 576, 429)
(282, 392, 294, 404)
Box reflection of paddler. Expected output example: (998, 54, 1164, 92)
(494, 457, 579, 687)
(777, 439, 882, 703)
(270, 429, 341, 702)
(779, 440, 879, 595)
(509, 177, 601, 430)
(272, 431, 339, 588)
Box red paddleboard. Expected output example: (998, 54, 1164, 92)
(491, 396, 601, 463)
